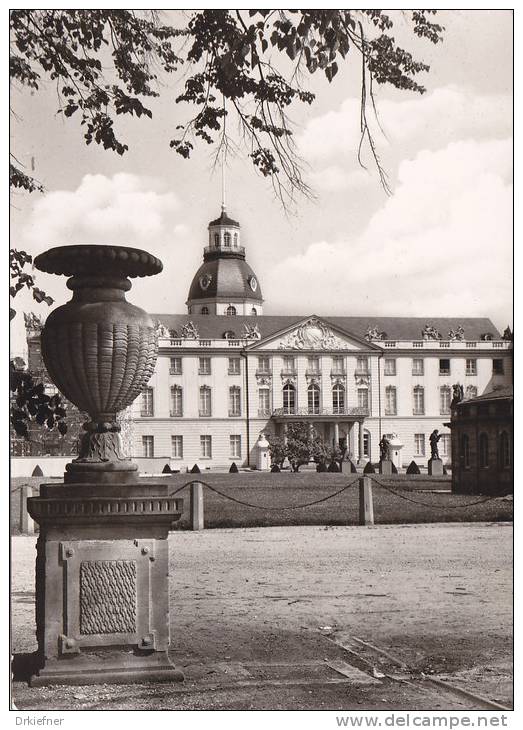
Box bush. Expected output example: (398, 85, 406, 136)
(363, 461, 376, 474)
(406, 460, 420, 475)
(229, 462, 239, 473)
(190, 463, 201, 474)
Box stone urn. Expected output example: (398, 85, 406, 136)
(34, 244, 162, 483)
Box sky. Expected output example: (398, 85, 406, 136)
(9, 9, 513, 358)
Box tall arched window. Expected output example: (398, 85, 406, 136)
(479, 433, 489, 468)
(199, 386, 212, 417)
(229, 386, 241, 417)
(226, 305, 237, 316)
(258, 388, 270, 417)
(308, 383, 320, 414)
(214, 233, 220, 247)
(440, 385, 451, 415)
(413, 386, 425, 415)
(332, 383, 345, 414)
(170, 386, 183, 417)
(499, 431, 510, 469)
(461, 434, 470, 468)
(251, 307, 257, 316)
(201, 306, 209, 315)
(283, 383, 295, 414)
(224, 232, 231, 247)
(385, 386, 397, 415)
(233, 233, 238, 247)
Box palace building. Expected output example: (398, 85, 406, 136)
(130, 207, 513, 471)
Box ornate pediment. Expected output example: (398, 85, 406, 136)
(277, 317, 356, 351)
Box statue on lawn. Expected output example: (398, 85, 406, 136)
(379, 435, 391, 461)
(429, 429, 441, 460)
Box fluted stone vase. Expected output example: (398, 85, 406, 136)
(25, 245, 184, 687)
(34, 244, 161, 483)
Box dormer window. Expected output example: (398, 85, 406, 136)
(226, 305, 237, 316)
(214, 233, 219, 247)
(224, 232, 231, 247)
(201, 306, 209, 315)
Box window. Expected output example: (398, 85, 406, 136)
(307, 356, 320, 374)
(200, 435, 212, 458)
(259, 388, 270, 417)
(479, 433, 489, 468)
(465, 385, 478, 400)
(499, 431, 510, 469)
(229, 386, 241, 416)
(412, 358, 424, 376)
(251, 307, 257, 316)
(198, 356, 211, 375)
(357, 388, 369, 411)
(224, 232, 231, 247)
(363, 431, 371, 458)
(307, 384, 320, 414)
(413, 386, 425, 415)
(141, 387, 154, 416)
(414, 434, 425, 457)
(214, 232, 219, 247)
(356, 356, 369, 374)
(493, 358, 504, 375)
(228, 357, 241, 375)
(440, 433, 451, 457)
(283, 355, 296, 373)
(170, 357, 182, 375)
(171, 435, 183, 459)
(384, 358, 396, 376)
(332, 384, 345, 414)
(230, 435, 241, 458)
(201, 306, 209, 315)
(385, 386, 397, 416)
(461, 434, 470, 468)
(283, 383, 296, 414)
(466, 358, 477, 376)
(170, 386, 183, 417)
(439, 358, 450, 376)
(332, 356, 344, 375)
(440, 385, 451, 415)
(226, 305, 237, 316)
(258, 355, 270, 373)
(142, 435, 154, 458)
(199, 386, 212, 416)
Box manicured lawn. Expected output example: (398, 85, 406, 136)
(10, 472, 512, 533)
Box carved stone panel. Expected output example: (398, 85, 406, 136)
(80, 560, 137, 635)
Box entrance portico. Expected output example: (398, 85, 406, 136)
(272, 408, 367, 462)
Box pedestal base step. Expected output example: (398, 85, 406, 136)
(28, 651, 184, 687)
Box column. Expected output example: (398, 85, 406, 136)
(283, 422, 288, 445)
(333, 421, 339, 446)
(358, 420, 365, 462)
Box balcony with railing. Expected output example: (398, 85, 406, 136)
(272, 406, 368, 419)
(280, 368, 297, 377)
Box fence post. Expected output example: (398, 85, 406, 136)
(190, 482, 204, 531)
(20, 484, 34, 535)
(359, 476, 374, 526)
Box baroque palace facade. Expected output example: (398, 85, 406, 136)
(130, 208, 513, 470)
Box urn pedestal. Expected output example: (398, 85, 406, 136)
(27, 481, 183, 686)
(23, 245, 184, 686)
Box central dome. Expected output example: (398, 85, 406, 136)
(186, 208, 264, 316)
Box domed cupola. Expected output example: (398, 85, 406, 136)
(186, 206, 264, 316)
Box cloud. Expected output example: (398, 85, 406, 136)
(267, 138, 512, 327)
(22, 173, 180, 256)
(12, 173, 196, 356)
(298, 85, 512, 166)
(309, 166, 372, 192)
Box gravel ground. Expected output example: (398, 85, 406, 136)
(11, 522, 513, 710)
